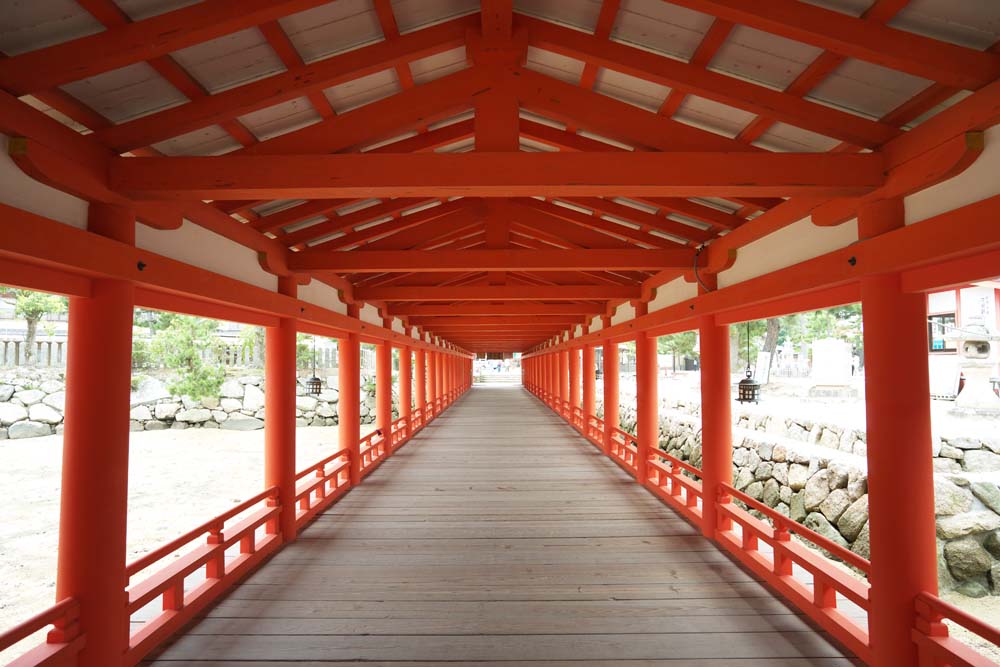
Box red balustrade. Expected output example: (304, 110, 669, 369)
(125, 486, 282, 665)
(717, 482, 872, 664)
(914, 592, 1000, 667)
(389, 416, 408, 450)
(608, 427, 639, 476)
(645, 449, 703, 526)
(0, 598, 82, 667)
(295, 448, 352, 528)
(585, 415, 604, 448)
(359, 429, 387, 477)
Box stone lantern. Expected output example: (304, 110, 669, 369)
(953, 323, 1000, 414)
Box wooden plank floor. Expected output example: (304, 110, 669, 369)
(145, 384, 859, 666)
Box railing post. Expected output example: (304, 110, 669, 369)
(265, 276, 298, 542)
(415, 347, 426, 419)
(861, 200, 937, 667)
(400, 342, 412, 434)
(339, 306, 362, 485)
(375, 326, 392, 448)
(57, 202, 134, 667)
(699, 313, 732, 538)
(635, 321, 655, 485)
(601, 325, 619, 456)
(569, 346, 581, 411)
(582, 344, 595, 421)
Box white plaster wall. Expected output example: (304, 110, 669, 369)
(136, 221, 278, 291)
(392, 318, 405, 334)
(649, 276, 697, 312)
(589, 316, 603, 333)
(359, 303, 381, 326)
(718, 217, 859, 289)
(611, 301, 635, 325)
(0, 134, 88, 229)
(905, 125, 1000, 225)
(297, 279, 348, 315)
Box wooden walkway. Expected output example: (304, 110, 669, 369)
(146, 385, 858, 666)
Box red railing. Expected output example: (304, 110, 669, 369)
(125, 486, 282, 665)
(0, 598, 82, 667)
(915, 592, 1000, 667)
(570, 405, 584, 431)
(585, 414, 604, 448)
(608, 427, 639, 476)
(294, 448, 351, 528)
(717, 482, 872, 664)
(1, 386, 473, 667)
(646, 449, 703, 526)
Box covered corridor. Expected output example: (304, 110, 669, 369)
(144, 385, 853, 666)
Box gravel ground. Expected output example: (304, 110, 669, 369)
(0, 426, 370, 662)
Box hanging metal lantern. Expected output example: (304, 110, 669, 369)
(306, 335, 323, 396)
(737, 321, 761, 404)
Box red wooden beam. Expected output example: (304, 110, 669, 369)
(354, 285, 641, 301)
(481, 0, 513, 41)
(311, 201, 484, 251)
(657, 18, 733, 117)
(521, 15, 901, 148)
(280, 198, 439, 248)
(559, 197, 713, 243)
(93, 17, 474, 153)
(660, 0, 1000, 90)
(410, 316, 584, 326)
(111, 152, 885, 200)
(390, 303, 606, 316)
(0, 0, 336, 95)
(287, 248, 701, 272)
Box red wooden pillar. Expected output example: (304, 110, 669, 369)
(860, 201, 937, 667)
(569, 347, 581, 409)
(428, 350, 437, 413)
(57, 203, 134, 667)
(547, 352, 555, 404)
(559, 349, 569, 409)
(399, 344, 412, 430)
(635, 302, 655, 484)
(434, 349, 443, 406)
(582, 344, 596, 419)
(602, 328, 619, 455)
(375, 335, 392, 442)
(415, 348, 426, 416)
(339, 306, 361, 485)
(699, 315, 732, 538)
(265, 276, 298, 542)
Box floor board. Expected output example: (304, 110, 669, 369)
(145, 385, 859, 666)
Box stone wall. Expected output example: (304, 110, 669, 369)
(0, 369, 395, 438)
(648, 399, 1000, 598)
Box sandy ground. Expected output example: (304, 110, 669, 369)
(0, 425, 371, 662)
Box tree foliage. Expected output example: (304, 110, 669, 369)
(734, 304, 864, 370)
(144, 312, 225, 399)
(13, 290, 66, 366)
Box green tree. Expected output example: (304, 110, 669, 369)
(14, 290, 66, 366)
(149, 315, 225, 399)
(657, 331, 698, 371)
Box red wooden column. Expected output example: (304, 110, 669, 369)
(547, 351, 556, 404)
(415, 347, 426, 418)
(265, 276, 298, 542)
(582, 343, 596, 420)
(399, 343, 412, 434)
(338, 306, 361, 485)
(428, 350, 437, 414)
(699, 314, 732, 539)
(559, 349, 569, 409)
(860, 200, 937, 667)
(602, 320, 619, 455)
(434, 348, 443, 407)
(635, 304, 655, 484)
(375, 323, 392, 445)
(569, 346, 581, 409)
(57, 203, 134, 667)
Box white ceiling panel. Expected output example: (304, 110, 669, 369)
(279, 0, 385, 64)
(409, 46, 469, 84)
(891, 0, 1000, 50)
(60, 61, 188, 123)
(392, 0, 479, 34)
(115, 0, 201, 21)
(170, 27, 286, 93)
(674, 95, 756, 138)
(798, 0, 874, 17)
(593, 68, 670, 111)
(753, 121, 841, 153)
(514, 0, 603, 33)
(151, 124, 244, 156)
(0, 0, 103, 55)
(524, 46, 586, 85)
(612, 0, 714, 62)
(711, 26, 824, 91)
(808, 58, 932, 120)
(323, 68, 402, 113)
(238, 96, 323, 142)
